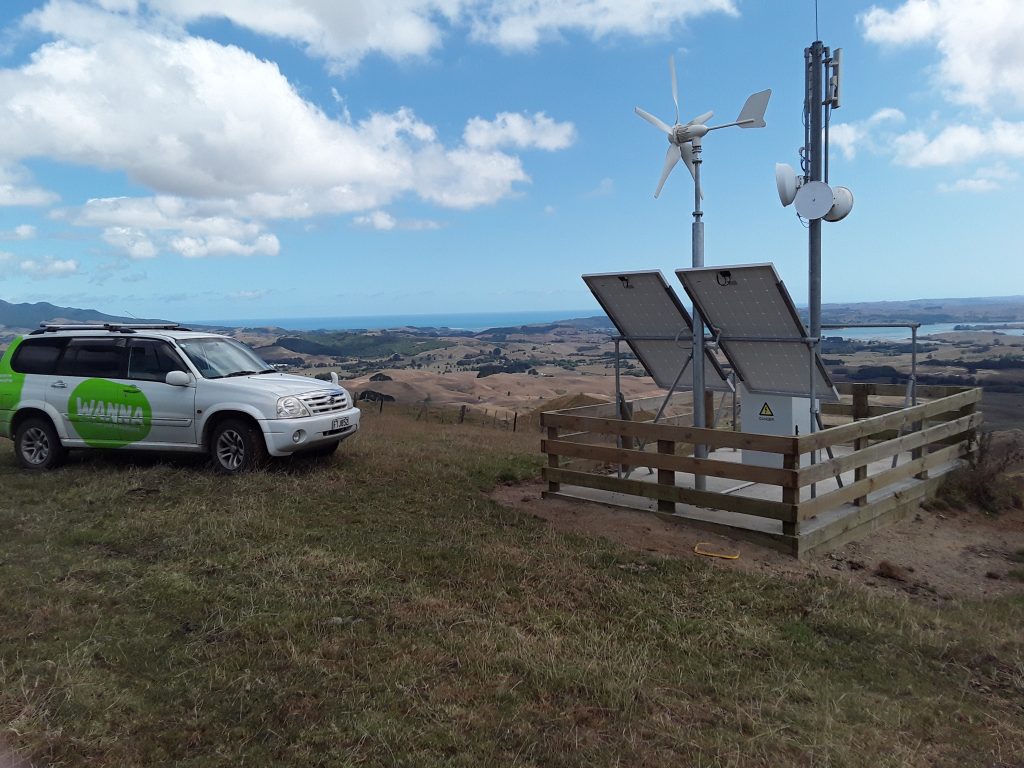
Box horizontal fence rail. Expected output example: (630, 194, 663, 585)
(540, 383, 982, 558)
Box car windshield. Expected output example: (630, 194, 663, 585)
(176, 337, 276, 379)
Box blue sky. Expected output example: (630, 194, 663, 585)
(0, 0, 1021, 322)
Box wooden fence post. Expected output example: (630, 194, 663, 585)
(546, 425, 560, 493)
(852, 383, 869, 506)
(657, 439, 675, 513)
(617, 394, 633, 474)
(513, 412, 518, 432)
(782, 450, 800, 536)
(459, 405, 466, 424)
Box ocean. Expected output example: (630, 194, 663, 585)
(189, 312, 1024, 338)
(190, 309, 601, 332)
(825, 323, 1024, 341)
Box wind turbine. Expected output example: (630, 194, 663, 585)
(633, 54, 771, 490)
(635, 55, 771, 198)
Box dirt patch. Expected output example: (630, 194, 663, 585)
(492, 479, 1024, 602)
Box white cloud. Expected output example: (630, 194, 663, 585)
(354, 209, 441, 230)
(938, 163, 1018, 193)
(890, 120, 1024, 166)
(464, 112, 577, 151)
(354, 210, 397, 231)
(19, 256, 79, 277)
(102, 226, 158, 259)
(170, 233, 280, 258)
(403, 219, 441, 230)
(135, 0, 738, 67)
(415, 147, 530, 209)
(0, 224, 38, 240)
(860, 0, 1024, 110)
(228, 289, 268, 300)
(938, 177, 999, 194)
(145, 0, 455, 72)
(830, 108, 906, 161)
(467, 0, 738, 50)
(97, 0, 138, 10)
(1, 3, 576, 252)
(75, 196, 279, 258)
(0, 165, 59, 207)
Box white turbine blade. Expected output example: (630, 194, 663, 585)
(680, 142, 696, 180)
(735, 89, 771, 128)
(654, 144, 680, 199)
(669, 55, 679, 124)
(679, 143, 703, 200)
(634, 106, 672, 135)
(688, 110, 713, 126)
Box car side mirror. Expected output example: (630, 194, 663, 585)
(165, 370, 192, 387)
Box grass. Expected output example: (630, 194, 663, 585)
(1, 410, 1023, 767)
(937, 431, 1024, 514)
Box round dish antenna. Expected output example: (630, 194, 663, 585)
(824, 185, 854, 222)
(794, 180, 834, 220)
(775, 163, 802, 206)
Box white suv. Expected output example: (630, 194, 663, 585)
(0, 323, 360, 472)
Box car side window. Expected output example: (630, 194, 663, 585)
(10, 338, 68, 374)
(127, 339, 187, 382)
(56, 338, 126, 379)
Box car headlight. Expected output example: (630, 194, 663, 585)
(276, 396, 310, 418)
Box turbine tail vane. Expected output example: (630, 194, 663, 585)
(736, 89, 771, 128)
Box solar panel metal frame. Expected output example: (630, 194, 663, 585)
(583, 270, 731, 391)
(675, 263, 839, 401)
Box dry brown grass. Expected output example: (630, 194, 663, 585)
(0, 411, 1022, 767)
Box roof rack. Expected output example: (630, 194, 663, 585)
(31, 322, 190, 335)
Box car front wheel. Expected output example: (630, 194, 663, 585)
(210, 418, 268, 473)
(14, 416, 66, 470)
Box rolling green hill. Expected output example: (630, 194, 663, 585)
(0, 299, 167, 329)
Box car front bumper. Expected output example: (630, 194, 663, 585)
(260, 406, 361, 456)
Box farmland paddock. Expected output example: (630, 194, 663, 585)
(541, 383, 982, 559)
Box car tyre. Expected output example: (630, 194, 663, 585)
(210, 418, 268, 473)
(14, 416, 67, 470)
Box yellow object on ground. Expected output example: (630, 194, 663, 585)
(693, 542, 740, 560)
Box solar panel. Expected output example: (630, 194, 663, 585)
(583, 270, 731, 391)
(675, 263, 838, 400)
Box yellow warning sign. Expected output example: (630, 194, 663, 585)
(759, 402, 774, 418)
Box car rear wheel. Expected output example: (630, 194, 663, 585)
(14, 416, 66, 470)
(210, 418, 268, 473)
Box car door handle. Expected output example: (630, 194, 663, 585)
(51, 381, 67, 389)
(123, 386, 141, 393)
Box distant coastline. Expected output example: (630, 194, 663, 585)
(188, 309, 602, 332)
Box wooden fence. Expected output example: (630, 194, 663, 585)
(541, 383, 982, 558)
(357, 398, 534, 432)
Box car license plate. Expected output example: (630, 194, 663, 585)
(331, 416, 349, 430)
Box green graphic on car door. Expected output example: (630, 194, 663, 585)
(69, 378, 152, 447)
(0, 337, 26, 435)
